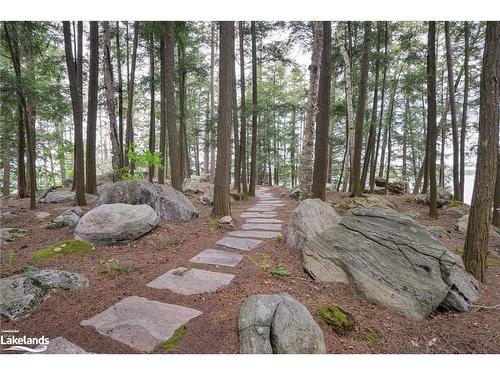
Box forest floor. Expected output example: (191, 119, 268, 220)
(0, 186, 499, 354)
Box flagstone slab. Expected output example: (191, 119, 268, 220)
(228, 230, 281, 239)
(256, 204, 285, 207)
(245, 207, 277, 212)
(80, 296, 201, 352)
(190, 249, 243, 267)
(36, 336, 89, 354)
(240, 212, 278, 218)
(148, 267, 234, 295)
(241, 223, 282, 231)
(245, 218, 283, 224)
(216, 236, 263, 251)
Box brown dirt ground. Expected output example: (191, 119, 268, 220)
(0, 186, 499, 354)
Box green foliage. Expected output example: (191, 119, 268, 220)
(268, 265, 291, 277)
(33, 240, 96, 263)
(162, 324, 186, 352)
(364, 327, 382, 343)
(114, 146, 163, 180)
(98, 258, 136, 275)
(318, 305, 356, 335)
(207, 215, 222, 232)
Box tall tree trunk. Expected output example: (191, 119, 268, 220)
(427, 22, 438, 218)
(351, 21, 372, 197)
(408, 98, 419, 186)
(493, 150, 500, 228)
(445, 21, 460, 201)
(311, 22, 332, 201)
(463, 22, 500, 282)
(178, 25, 189, 179)
(460, 22, 470, 202)
(204, 89, 210, 175)
(115, 22, 124, 155)
(148, 32, 156, 183)
(290, 107, 297, 187)
(338, 24, 354, 193)
(238, 21, 248, 194)
(63, 21, 86, 206)
(209, 23, 216, 183)
(248, 21, 258, 196)
(299, 21, 323, 200)
(370, 22, 388, 192)
(102, 21, 123, 181)
(362, 21, 382, 191)
(2, 137, 10, 197)
(165, 22, 182, 191)
(125, 21, 139, 175)
(232, 25, 240, 192)
(402, 96, 409, 182)
(212, 22, 234, 217)
(158, 33, 167, 184)
(4, 23, 27, 198)
(86, 21, 98, 195)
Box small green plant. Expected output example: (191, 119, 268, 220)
(246, 253, 270, 272)
(6, 249, 15, 269)
(33, 240, 96, 263)
(268, 265, 291, 277)
(318, 305, 356, 335)
(364, 327, 381, 343)
(113, 146, 163, 181)
(98, 258, 136, 275)
(162, 324, 186, 352)
(17, 263, 38, 273)
(276, 233, 283, 241)
(207, 215, 222, 232)
(192, 263, 204, 269)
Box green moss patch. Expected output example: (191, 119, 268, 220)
(364, 327, 382, 343)
(318, 305, 356, 335)
(268, 265, 291, 277)
(162, 324, 186, 352)
(33, 240, 96, 263)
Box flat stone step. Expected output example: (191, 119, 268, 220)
(81, 296, 201, 352)
(245, 207, 277, 212)
(228, 230, 281, 239)
(147, 267, 234, 295)
(255, 203, 285, 207)
(216, 236, 263, 251)
(35, 337, 89, 354)
(242, 223, 282, 231)
(240, 212, 278, 218)
(190, 248, 243, 267)
(245, 218, 283, 223)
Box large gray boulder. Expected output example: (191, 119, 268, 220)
(0, 270, 88, 320)
(199, 186, 214, 205)
(303, 208, 480, 319)
(75, 203, 159, 246)
(414, 188, 452, 208)
(239, 293, 326, 354)
(94, 180, 198, 221)
(44, 207, 83, 229)
(455, 214, 500, 238)
(39, 190, 75, 204)
(287, 198, 341, 251)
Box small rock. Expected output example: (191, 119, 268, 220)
(219, 216, 233, 225)
(0, 228, 30, 243)
(34, 212, 51, 220)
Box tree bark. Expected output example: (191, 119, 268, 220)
(86, 21, 99, 195)
(178, 24, 189, 179)
(238, 21, 248, 194)
(460, 22, 470, 202)
(212, 22, 234, 217)
(125, 21, 139, 175)
(463, 22, 500, 282)
(299, 21, 323, 200)
(311, 21, 331, 201)
(248, 21, 258, 196)
(2, 136, 10, 197)
(209, 23, 216, 183)
(232, 25, 240, 192)
(445, 21, 460, 200)
(115, 22, 124, 155)
(63, 21, 86, 206)
(370, 22, 388, 193)
(165, 22, 182, 191)
(493, 150, 500, 228)
(158, 33, 167, 184)
(149, 31, 156, 183)
(402, 96, 409, 182)
(102, 21, 123, 181)
(351, 21, 372, 197)
(427, 22, 438, 218)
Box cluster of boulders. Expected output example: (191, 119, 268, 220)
(287, 199, 480, 319)
(414, 187, 453, 208)
(239, 293, 326, 354)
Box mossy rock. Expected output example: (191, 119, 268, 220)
(33, 239, 96, 263)
(318, 305, 356, 335)
(364, 327, 382, 343)
(162, 324, 186, 352)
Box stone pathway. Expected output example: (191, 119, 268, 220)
(75, 187, 283, 353)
